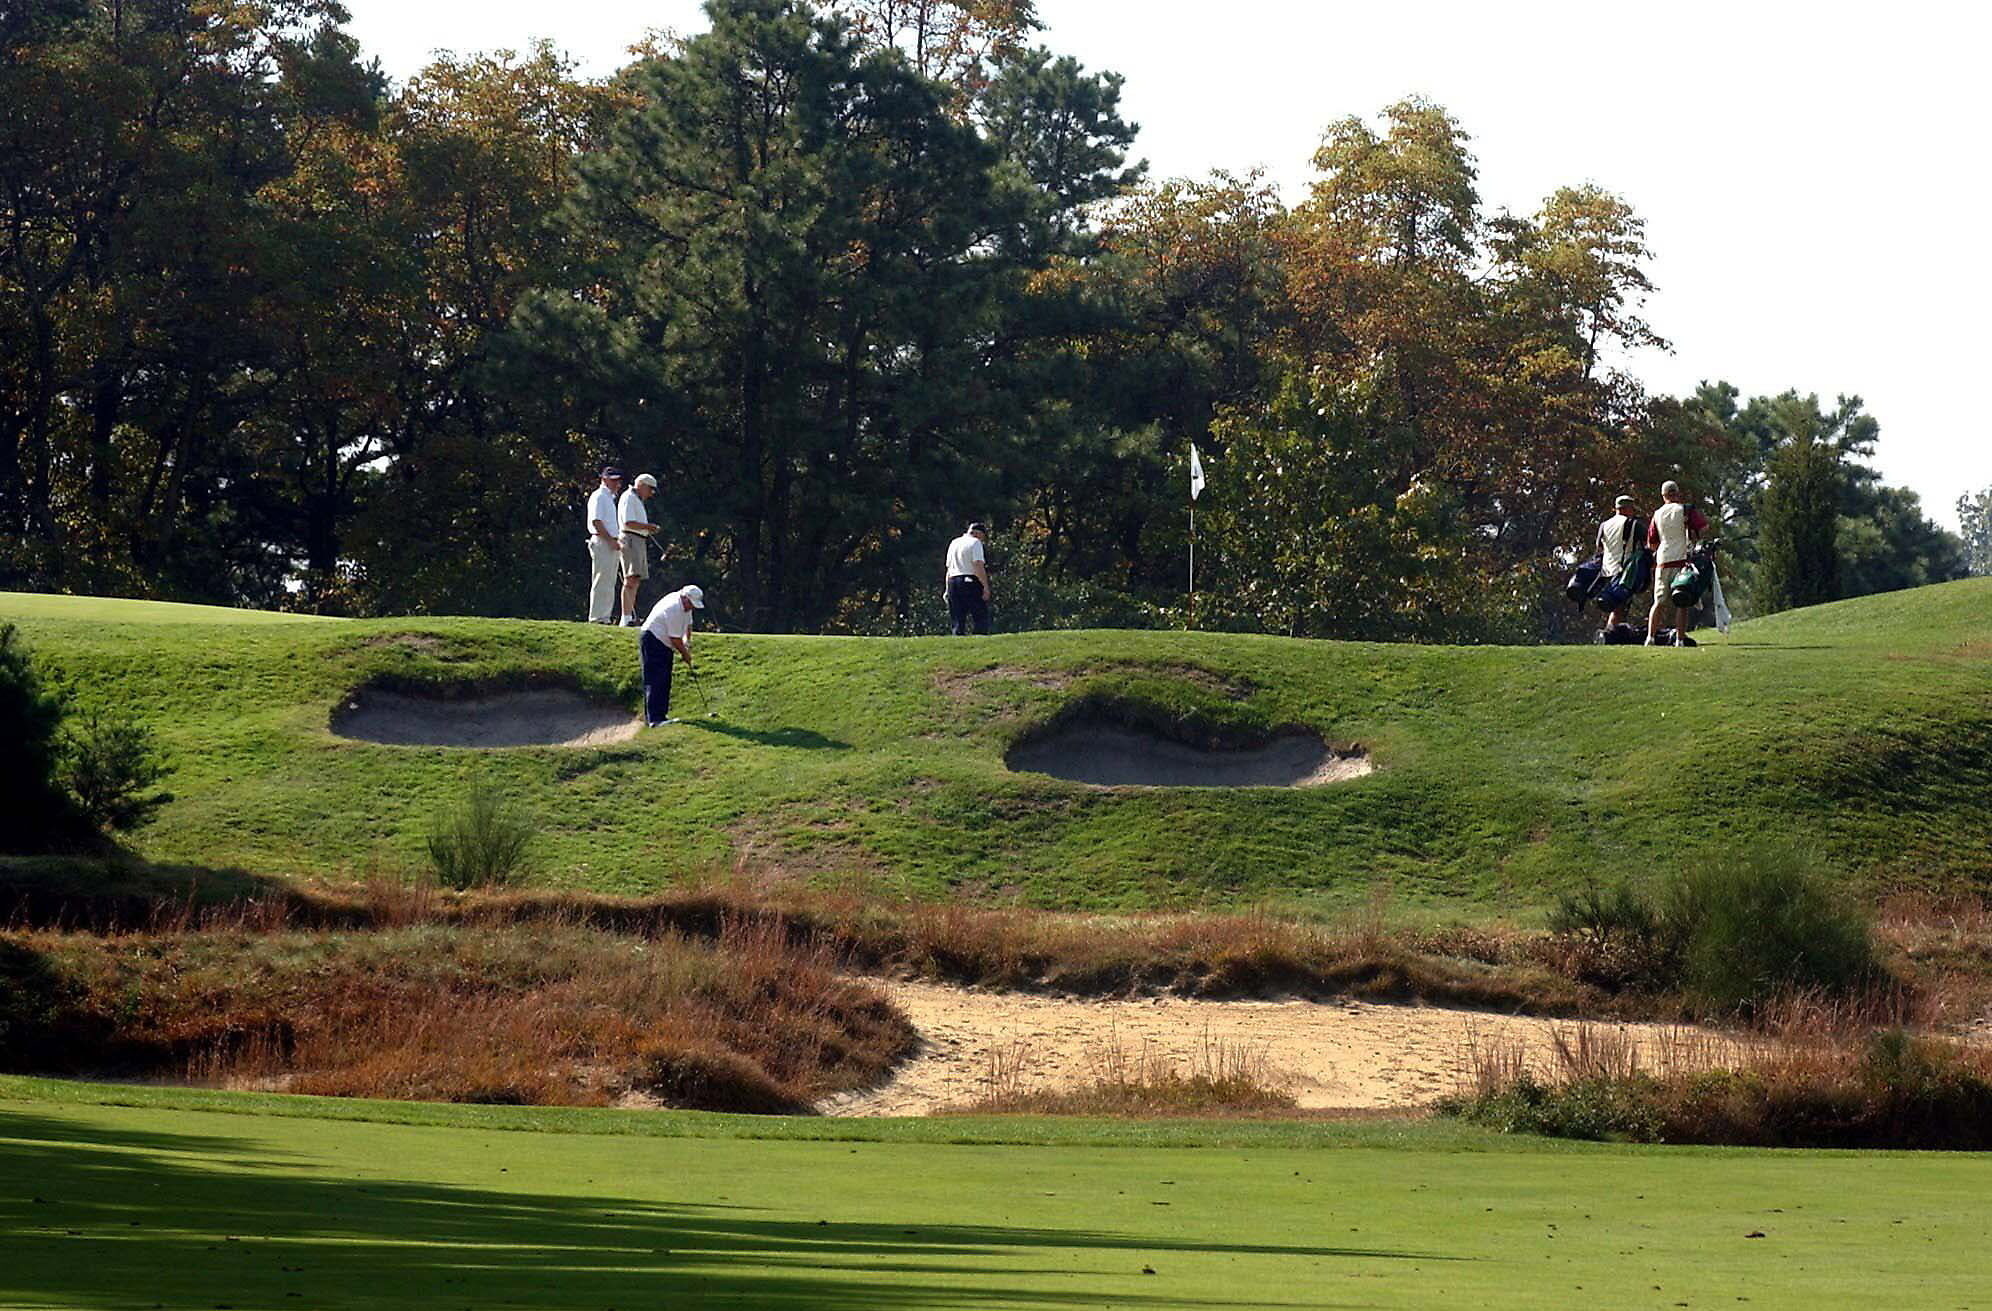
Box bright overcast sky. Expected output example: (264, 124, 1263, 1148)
(343, 0, 1991, 528)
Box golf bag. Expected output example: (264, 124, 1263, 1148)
(1598, 622, 1644, 645)
(1590, 517, 1652, 613)
(1668, 560, 1707, 610)
(1565, 558, 1604, 608)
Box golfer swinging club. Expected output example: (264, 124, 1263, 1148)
(638, 584, 705, 726)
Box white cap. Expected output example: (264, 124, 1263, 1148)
(635, 473, 657, 489)
(681, 584, 705, 608)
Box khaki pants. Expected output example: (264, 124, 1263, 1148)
(587, 538, 621, 622)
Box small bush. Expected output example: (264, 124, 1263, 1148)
(427, 779, 537, 890)
(1546, 878, 1670, 987)
(59, 708, 174, 832)
(1662, 845, 1881, 1013)
(1546, 846, 1885, 1013)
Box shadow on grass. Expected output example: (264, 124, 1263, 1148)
(0, 1110, 1460, 1309)
(687, 720, 851, 750)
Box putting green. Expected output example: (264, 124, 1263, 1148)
(0, 590, 337, 625)
(3, 1087, 1985, 1309)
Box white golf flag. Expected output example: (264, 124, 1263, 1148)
(1189, 442, 1206, 502)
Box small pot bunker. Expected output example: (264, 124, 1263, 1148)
(1005, 719, 1370, 789)
(331, 682, 638, 749)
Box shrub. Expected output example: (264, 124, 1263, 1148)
(1546, 846, 1885, 1013)
(1661, 845, 1881, 1013)
(59, 708, 174, 832)
(427, 779, 537, 890)
(0, 623, 86, 853)
(1546, 878, 1670, 987)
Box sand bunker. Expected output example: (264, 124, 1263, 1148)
(1006, 726, 1369, 788)
(331, 687, 639, 748)
(817, 981, 1736, 1116)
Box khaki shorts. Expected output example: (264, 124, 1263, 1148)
(619, 536, 650, 579)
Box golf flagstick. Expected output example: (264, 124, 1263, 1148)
(1188, 441, 1206, 629)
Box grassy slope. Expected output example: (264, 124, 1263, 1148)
(4, 1079, 1988, 1310)
(5, 581, 1989, 912)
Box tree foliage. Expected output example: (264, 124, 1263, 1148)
(0, 3, 1966, 635)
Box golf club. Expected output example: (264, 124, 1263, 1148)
(687, 662, 717, 718)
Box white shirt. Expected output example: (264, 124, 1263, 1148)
(586, 485, 620, 541)
(1597, 513, 1636, 576)
(618, 488, 651, 538)
(945, 532, 986, 579)
(640, 592, 694, 645)
(1652, 502, 1695, 566)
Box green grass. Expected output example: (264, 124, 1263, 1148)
(3, 1077, 1988, 1309)
(5, 580, 1989, 912)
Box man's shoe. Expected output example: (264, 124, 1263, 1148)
(620, 618, 639, 628)
(1643, 637, 1660, 646)
(645, 718, 680, 727)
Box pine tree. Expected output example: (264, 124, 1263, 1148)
(1755, 433, 1842, 614)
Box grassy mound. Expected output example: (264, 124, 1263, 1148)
(4, 580, 1989, 911)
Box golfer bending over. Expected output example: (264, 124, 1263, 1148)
(639, 584, 704, 726)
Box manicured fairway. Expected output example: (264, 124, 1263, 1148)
(2, 1082, 1986, 1310)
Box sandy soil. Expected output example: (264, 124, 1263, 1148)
(1005, 726, 1371, 788)
(818, 980, 1731, 1116)
(331, 688, 639, 748)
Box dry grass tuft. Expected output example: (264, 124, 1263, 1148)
(951, 1026, 1296, 1117)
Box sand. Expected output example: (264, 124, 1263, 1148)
(1005, 727, 1371, 788)
(331, 688, 640, 748)
(817, 980, 1732, 1116)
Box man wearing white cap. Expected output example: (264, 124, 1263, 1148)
(1646, 480, 1709, 646)
(1596, 494, 1642, 628)
(638, 584, 705, 726)
(584, 466, 623, 624)
(617, 473, 659, 626)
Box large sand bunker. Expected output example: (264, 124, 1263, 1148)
(817, 981, 1737, 1116)
(1006, 725, 1370, 788)
(331, 687, 639, 748)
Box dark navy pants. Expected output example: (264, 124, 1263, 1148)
(639, 631, 674, 724)
(947, 575, 990, 636)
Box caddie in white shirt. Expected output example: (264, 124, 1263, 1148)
(617, 473, 659, 626)
(638, 584, 704, 726)
(584, 466, 623, 624)
(943, 521, 991, 635)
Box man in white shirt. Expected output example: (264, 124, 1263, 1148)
(584, 466, 623, 624)
(1646, 480, 1710, 646)
(1596, 494, 1641, 627)
(617, 473, 659, 627)
(638, 584, 704, 726)
(943, 521, 991, 635)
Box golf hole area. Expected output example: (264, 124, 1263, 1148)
(1005, 723, 1370, 789)
(331, 685, 639, 748)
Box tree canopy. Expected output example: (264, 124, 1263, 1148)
(0, 0, 1965, 634)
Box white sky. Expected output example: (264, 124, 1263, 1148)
(344, 0, 1991, 528)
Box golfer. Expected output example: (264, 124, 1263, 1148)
(1596, 494, 1641, 628)
(944, 521, 991, 636)
(1646, 480, 1709, 646)
(638, 584, 704, 726)
(584, 466, 624, 624)
(617, 473, 659, 627)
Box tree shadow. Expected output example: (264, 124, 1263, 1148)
(0, 1109, 1464, 1310)
(687, 720, 851, 750)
